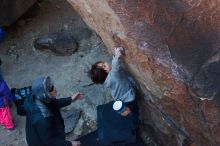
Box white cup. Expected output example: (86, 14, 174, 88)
(113, 100, 126, 115)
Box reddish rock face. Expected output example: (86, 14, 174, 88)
(68, 0, 220, 146)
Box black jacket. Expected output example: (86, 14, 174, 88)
(24, 95, 72, 146)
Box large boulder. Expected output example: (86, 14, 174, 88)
(68, 0, 220, 146)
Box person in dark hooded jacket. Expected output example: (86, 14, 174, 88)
(24, 76, 83, 146)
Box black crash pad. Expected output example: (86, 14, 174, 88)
(77, 102, 146, 146)
(77, 130, 146, 146)
(97, 101, 136, 146)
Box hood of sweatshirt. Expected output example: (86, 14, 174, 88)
(31, 76, 55, 117)
(32, 76, 55, 102)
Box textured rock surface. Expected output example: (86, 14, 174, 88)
(61, 107, 81, 133)
(34, 31, 79, 56)
(0, 0, 37, 26)
(68, 0, 220, 146)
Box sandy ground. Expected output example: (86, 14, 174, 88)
(0, 0, 112, 145)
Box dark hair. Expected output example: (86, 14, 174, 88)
(88, 61, 108, 84)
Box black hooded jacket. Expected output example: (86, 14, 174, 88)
(24, 77, 72, 146)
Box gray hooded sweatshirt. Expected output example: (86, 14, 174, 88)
(104, 57, 138, 102)
(32, 76, 55, 117)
